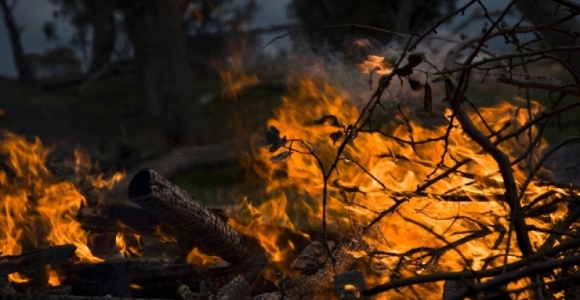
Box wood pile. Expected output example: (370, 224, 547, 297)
(0, 168, 365, 300)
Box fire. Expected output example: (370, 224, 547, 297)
(357, 55, 393, 75)
(243, 59, 573, 297)
(186, 247, 222, 267)
(215, 37, 259, 99)
(0, 131, 124, 283)
(47, 267, 60, 286)
(116, 232, 143, 258)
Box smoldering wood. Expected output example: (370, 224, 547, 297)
(76, 202, 161, 235)
(290, 240, 334, 275)
(64, 258, 246, 298)
(334, 270, 368, 300)
(280, 238, 362, 300)
(252, 293, 281, 300)
(127, 169, 251, 264)
(211, 275, 251, 300)
(0, 245, 76, 277)
(86, 231, 118, 259)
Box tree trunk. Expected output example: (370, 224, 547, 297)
(87, 0, 116, 73)
(119, 0, 207, 145)
(0, 0, 34, 84)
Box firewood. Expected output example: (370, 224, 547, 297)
(334, 270, 368, 300)
(127, 168, 250, 264)
(76, 202, 161, 235)
(0, 245, 76, 277)
(290, 241, 334, 275)
(252, 293, 281, 300)
(280, 238, 363, 300)
(211, 275, 250, 300)
(66, 258, 247, 298)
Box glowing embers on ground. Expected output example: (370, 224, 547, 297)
(0, 131, 124, 282)
(247, 69, 573, 297)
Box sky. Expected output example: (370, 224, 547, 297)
(0, 0, 515, 78)
(0, 0, 292, 78)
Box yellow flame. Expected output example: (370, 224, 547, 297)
(116, 232, 143, 258)
(186, 248, 222, 267)
(215, 37, 259, 98)
(8, 273, 29, 283)
(357, 55, 392, 75)
(0, 131, 124, 283)
(48, 267, 60, 286)
(241, 66, 571, 298)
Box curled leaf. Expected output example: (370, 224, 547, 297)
(408, 79, 423, 91)
(394, 53, 424, 77)
(261, 126, 287, 152)
(311, 115, 342, 127)
(332, 179, 366, 195)
(330, 130, 344, 145)
(268, 136, 287, 153)
(406, 53, 424, 69)
(270, 150, 292, 162)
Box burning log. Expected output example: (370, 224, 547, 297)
(127, 169, 251, 264)
(0, 245, 76, 277)
(290, 240, 334, 275)
(280, 237, 363, 300)
(64, 257, 263, 299)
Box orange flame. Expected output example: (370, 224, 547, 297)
(357, 55, 393, 75)
(215, 37, 259, 99)
(48, 267, 60, 286)
(186, 247, 222, 267)
(0, 131, 124, 283)
(241, 65, 572, 297)
(116, 232, 143, 258)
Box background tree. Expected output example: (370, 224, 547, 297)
(49, 0, 116, 73)
(287, 0, 455, 59)
(0, 0, 34, 84)
(117, 0, 206, 145)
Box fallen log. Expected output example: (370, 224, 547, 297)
(127, 168, 250, 264)
(0, 245, 76, 277)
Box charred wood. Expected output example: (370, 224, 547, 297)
(0, 245, 76, 277)
(64, 258, 255, 298)
(127, 169, 250, 264)
(290, 241, 334, 275)
(280, 238, 362, 300)
(211, 275, 250, 300)
(334, 270, 368, 300)
(252, 293, 281, 300)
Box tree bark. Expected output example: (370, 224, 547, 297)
(0, 0, 34, 84)
(119, 0, 207, 145)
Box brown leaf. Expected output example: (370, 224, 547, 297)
(408, 79, 423, 91)
(406, 53, 424, 69)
